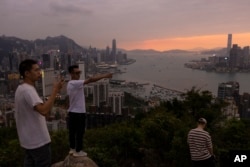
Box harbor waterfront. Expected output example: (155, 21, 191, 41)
(113, 52, 250, 98)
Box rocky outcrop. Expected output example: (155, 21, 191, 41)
(52, 155, 98, 167)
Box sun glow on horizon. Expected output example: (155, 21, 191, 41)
(121, 33, 250, 51)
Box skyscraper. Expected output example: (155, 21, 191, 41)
(227, 34, 232, 57)
(111, 39, 116, 63)
(106, 46, 110, 62)
(8, 53, 13, 71)
(76, 61, 85, 80)
(229, 44, 242, 68)
(41, 54, 50, 69)
(40, 68, 55, 97)
(92, 79, 109, 107)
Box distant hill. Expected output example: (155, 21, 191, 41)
(125, 49, 162, 56)
(124, 48, 196, 56)
(0, 36, 34, 62)
(162, 49, 194, 54)
(0, 35, 227, 58)
(34, 35, 83, 53)
(189, 47, 207, 51)
(0, 36, 34, 53)
(0, 35, 84, 55)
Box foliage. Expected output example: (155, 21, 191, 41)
(1, 88, 250, 167)
(50, 130, 69, 164)
(84, 121, 143, 167)
(0, 127, 24, 167)
(124, 92, 146, 107)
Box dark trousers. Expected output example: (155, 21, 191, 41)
(24, 143, 51, 167)
(192, 156, 216, 167)
(68, 112, 86, 152)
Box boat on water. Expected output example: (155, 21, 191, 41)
(109, 61, 118, 68)
(111, 61, 119, 68)
(96, 62, 111, 69)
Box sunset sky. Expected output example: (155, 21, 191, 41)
(1, 0, 250, 51)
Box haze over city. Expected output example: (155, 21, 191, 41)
(1, 0, 250, 51)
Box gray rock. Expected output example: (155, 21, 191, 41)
(52, 155, 98, 167)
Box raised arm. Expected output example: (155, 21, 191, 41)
(34, 79, 64, 116)
(84, 73, 112, 84)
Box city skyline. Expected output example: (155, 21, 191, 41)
(1, 0, 250, 51)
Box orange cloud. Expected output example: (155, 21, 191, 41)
(121, 33, 250, 51)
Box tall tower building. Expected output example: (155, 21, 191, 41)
(47, 50, 61, 70)
(218, 81, 240, 119)
(227, 34, 232, 57)
(92, 79, 109, 107)
(8, 53, 13, 71)
(60, 53, 68, 71)
(76, 61, 85, 80)
(242, 46, 250, 67)
(111, 39, 116, 63)
(42, 68, 56, 97)
(229, 44, 242, 68)
(42, 54, 50, 69)
(106, 46, 110, 62)
(97, 52, 101, 64)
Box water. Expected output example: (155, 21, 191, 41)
(113, 52, 250, 96)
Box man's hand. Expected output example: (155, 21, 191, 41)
(53, 76, 65, 93)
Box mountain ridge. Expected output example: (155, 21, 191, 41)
(0, 35, 226, 55)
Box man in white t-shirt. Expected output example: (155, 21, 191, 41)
(15, 59, 64, 167)
(67, 65, 112, 157)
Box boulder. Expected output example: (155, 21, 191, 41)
(52, 155, 98, 167)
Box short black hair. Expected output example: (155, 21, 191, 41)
(68, 65, 79, 73)
(19, 59, 38, 78)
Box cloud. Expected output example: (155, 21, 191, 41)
(49, 1, 93, 16)
(1, 0, 250, 50)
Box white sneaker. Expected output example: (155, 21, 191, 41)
(73, 150, 87, 157)
(69, 148, 76, 154)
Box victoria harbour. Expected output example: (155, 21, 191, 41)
(114, 52, 250, 96)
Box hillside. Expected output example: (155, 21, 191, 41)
(34, 35, 83, 53)
(0, 35, 84, 55)
(0, 35, 226, 58)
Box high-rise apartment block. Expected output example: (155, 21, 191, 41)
(221, 98, 240, 119)
(218, 81, 241, 119)
(37, 68, 67, 98)
(91, 79, 109, 107)
(41, 50, 61, 70)
(229, 44, 243, 68)
(42, 54, 50, 69)
(106, 46, 110, 62)
(108, 91, 124, 115)
(240, 93, 250, 118)
(41, 68, 55, 97)
(76, 61, 85, 80)
(217, 81, 240, 99)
